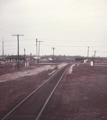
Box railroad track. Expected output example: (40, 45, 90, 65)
(1, 64, 70, 120)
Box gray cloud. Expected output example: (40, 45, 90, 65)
(0, 0, 107, 56)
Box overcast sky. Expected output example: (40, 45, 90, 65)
(0, 0, 107, 57)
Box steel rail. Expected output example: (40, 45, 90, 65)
(1, 66, 66, 120)
(35, 65, 69, 120)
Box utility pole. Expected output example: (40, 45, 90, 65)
(24, 48, 25, 61)
(52, 47, 55, 63)
(2, 40, 4, 59)
(36, 39, 38, 64)
(87, 46, 89, 58)
(36, 39, 38, 57)
(93, 50, 97, 57)
(38, 41, 43, 59)
(12, 34, 24, 70)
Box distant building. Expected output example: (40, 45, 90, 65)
(5, 55, 24, 62)
(5, 55, 33, 62)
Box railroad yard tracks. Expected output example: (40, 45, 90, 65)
(1, 64, 70, 120)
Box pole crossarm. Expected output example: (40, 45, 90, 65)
(12, 34, 24, 36)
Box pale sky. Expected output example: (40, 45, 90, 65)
(0, 0, 107, 57)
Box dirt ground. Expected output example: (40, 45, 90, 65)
(0, 63, 66, 119)
(0, 65, 41, 75)
(0, 63, 107, 120)
(40, 64, 107, 120)
(0, 69, 54, 119)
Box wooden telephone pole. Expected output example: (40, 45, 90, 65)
(52, 47, 55, 62)
(12, 34, 24, 70)
(93, 50, 97, 57)
(87, 46, 89, 58)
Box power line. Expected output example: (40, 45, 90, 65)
(2, 44, 107, 52)
(36, 38, 107, 43)
(1, 38, 107, 43)
(0, 28, 12, 34)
